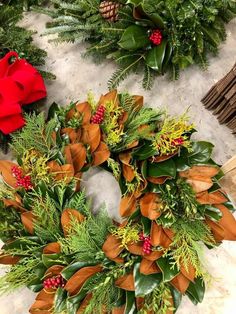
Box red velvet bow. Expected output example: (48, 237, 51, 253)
(0, 51, 47, 135)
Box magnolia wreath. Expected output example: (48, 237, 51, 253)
(0, 90, 236, 314)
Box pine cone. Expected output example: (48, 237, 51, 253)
(99, 1, 121, 22)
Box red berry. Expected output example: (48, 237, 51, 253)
(149, 29, 163, 45)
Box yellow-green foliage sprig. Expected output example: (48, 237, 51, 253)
(22, 149, 50, 183)
(153, 113, 194, 156)
(101, 100, 124, 148)
(111, 222, 140, 249)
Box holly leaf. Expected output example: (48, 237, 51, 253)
(119, 25, 150, 50)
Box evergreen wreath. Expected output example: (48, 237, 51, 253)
(0, 90, 236, 314)
(37, 0, 236, 89)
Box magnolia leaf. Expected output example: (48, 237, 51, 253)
(162, 42, 173, 72)
(64, 143, 87, 173)
(61, 208, 84, 236)
(188, 141, 214, 164)
(42, 253, 67, 268)
(147, 159, 176, 178)
(119, 25, 150, 50)
(216, 204, 236, 240)
(102, 234, 123, 260)
(146, 39, 167, 72)
(170, 286, 182, 313)
(132, 141, 157, 160)
(140, 193, 162, 220)
(204, 206, 222, 222)
(43, 242, 61, 254)
(115, 273, 135, 291)
(54, 287, 67, 313)
(140, 258, 160, 275)
(92, 142, 110, 166)
(0, 160, 17, 188)
(120, 195, 137, 217)
(186, 277, 205, 303)
(157, 256, 179, 282)
(61, 261, 96, 281)
(76, 102, 91, 125)
(65, 265, 103, 296)
(146, 13, 165, 28)
(21, 211, 35, 234)
(171, 273, 190, 294)
(134, 262, 162, 296)
(125, 291, 136, 314)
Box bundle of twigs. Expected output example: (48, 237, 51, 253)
(201, 63, 236, 134)
(220, 155, 236, 206)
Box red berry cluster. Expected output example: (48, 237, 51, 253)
(149, 29, 163, 45)
(11, 166, 33, 190)
(139, 232, 152, 255)
(91, 105, 106, 124)
(172, 137, 184, 146)
(43, 275, 65, 290)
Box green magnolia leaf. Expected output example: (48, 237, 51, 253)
(147, 159, 177, 178)
(119, 25, 150, 51)
(157, 256, 179, 282)
(162, 42, 173, 73)
(205, 206, 222, 222)
(145, 13, 165, 28)
(148, 182, 162, 193)
(61, 261, 97, 281)
(174, 155, 190, 171)
(170, 286, 182, 313)
(146, 39, 167, 72)
(42, 253, 68, 268)
(208, 183, 221, 193)
(186, 277, 205, 304)
(223, 201, 235, 212)
(54, 287, 67, 313)
(134, 262, 162, 297)
(141, 216, 151, 236)
(125, 291, 137, 314)
(128, 208, 141, 221)
(141, 160, 148, 179)
(27, 262, 47, 292)
(188, 141, 214, 164)
(132, 141, 157, 160)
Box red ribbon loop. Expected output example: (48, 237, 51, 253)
(0, 51, 47, 135)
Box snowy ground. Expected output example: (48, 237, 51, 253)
(0, 12, 236, 314)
